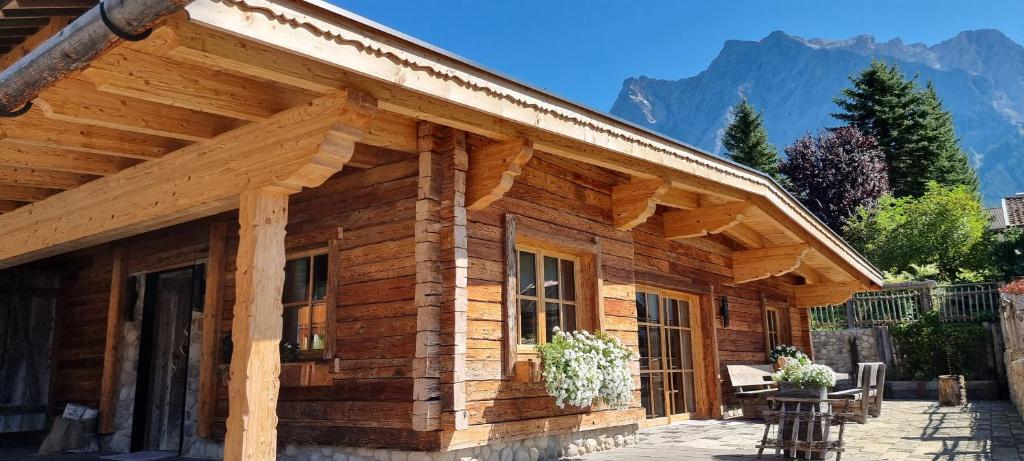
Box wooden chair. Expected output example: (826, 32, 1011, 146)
(828, 362, 886, 424)
(726, 364, 777, 418)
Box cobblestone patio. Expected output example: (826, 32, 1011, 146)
(581, 400, 1024, 461)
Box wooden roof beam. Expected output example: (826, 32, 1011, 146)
(612, 178, 668, 230)
(0, 110, 185, 160)
(0, 184, 58, 202)
(0, 90, 376, 269)
(793, 281, 865, 308)
(465, 138, 533, 211)
(82, 47, 315, 121)
(732, 244, 810, 284)
(36, 78, 245, 142)
(0, 200, 22, 213)
(0, 165, 96, 189)
(663, 201, 756, 240)
(793, 263, 824, 285)
(0, 144, 138, 175)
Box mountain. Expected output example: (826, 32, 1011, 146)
(610, 30, 1024, 206)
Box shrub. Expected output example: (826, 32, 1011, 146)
(537, 329, 636, 409)
(888, 310, 990, 380)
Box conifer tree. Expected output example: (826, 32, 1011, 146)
(723, 99, 782, 181)
(921, 83, 980, 193)
(833, 60, 934, 197)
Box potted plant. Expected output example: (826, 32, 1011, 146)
(772, 360, 837, 400)
(536, 328, 636, 409)
(768, 344, 809, 370)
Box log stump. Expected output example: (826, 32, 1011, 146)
(938, 375, 966, 406)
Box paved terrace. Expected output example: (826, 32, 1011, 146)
(582, 401, 1024, 461)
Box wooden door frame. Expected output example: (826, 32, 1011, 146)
(635, 285, 709, 425)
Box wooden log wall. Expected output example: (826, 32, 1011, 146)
(32, 145, 815, 450)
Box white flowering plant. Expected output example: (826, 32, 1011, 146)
(771, 362, 837, 389)
(768, 344, 808, 366)
(536, 328, 636, 409)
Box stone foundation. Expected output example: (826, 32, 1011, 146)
(185, 423, 638, 461)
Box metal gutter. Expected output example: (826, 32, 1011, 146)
(0, 0, 190, 114)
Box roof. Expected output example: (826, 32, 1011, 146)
(989, 207, 1007, 230)
(1004, 194, 1024, 227)
(0, 0, 886, 288)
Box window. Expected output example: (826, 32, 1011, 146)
(516, 249, 578, 345)
(765, 307, 781, 351)
(636, 289, 701, 420)
(282, 252, 329, 352)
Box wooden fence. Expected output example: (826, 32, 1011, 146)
(810, 281, 1002, 330)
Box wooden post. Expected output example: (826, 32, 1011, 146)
(845, 300, 856, 329)
(98, 245, 126, 434)
(224, 188, 290, 461)
(197, 221, 227, 439)
(938, 375, 966, 406)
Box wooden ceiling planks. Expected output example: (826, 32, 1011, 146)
(0, 1, 92, 61)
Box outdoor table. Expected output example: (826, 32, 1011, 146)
(756, 397, 849, 460)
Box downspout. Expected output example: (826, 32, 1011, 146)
(0, 0, 191, 114)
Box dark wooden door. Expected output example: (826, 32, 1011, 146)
(131, 266, 201, 452)
(0, 270, 59, 433)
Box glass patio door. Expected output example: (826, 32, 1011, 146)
(637, 289, 699, 421)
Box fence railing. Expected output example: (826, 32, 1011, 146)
(810, 281, 1002, 330)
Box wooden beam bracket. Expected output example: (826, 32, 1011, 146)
(732, 244, 810, 284)
(611, 177, 669, 230)
(663, 201, 755, 240)
(465, 138, 533, 211)
(793, 281, 866, 308)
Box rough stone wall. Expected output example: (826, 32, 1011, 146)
(811, 328, 884, 376)
(103, 276, 144, 453)
(1001, 294, 1024, 422)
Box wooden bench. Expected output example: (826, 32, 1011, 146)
(726, 364, 777, 418)
(828, 362, 886, 424)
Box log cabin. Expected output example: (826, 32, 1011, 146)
(0, 0, 883, 459)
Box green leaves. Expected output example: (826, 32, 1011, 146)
(833, 60, 979, 198)
(723, 99, 782, 181)
(844, 182, 991, 282)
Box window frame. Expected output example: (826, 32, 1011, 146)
(502, 214, 603, 378)
(765, 307, 782, 352)
(514, 245, 582, 350)
(635, 286, 705, 424)
(282, 247, 333, 360)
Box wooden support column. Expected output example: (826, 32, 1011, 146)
(224, 188, 290, 461)
(412, 122, 444, 431)
(98, 245, 126, 434)
(197, 221, 227, 439)
(438, 125, 470, 430)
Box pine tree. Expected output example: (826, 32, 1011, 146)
(723, 99, 782, 181)
(921, 83, 980, 194)
(833, 61, 934, 197)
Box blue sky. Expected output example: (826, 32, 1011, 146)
(329, 0, 1024, 111)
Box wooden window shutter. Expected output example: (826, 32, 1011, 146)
(503, 214, 518, 378)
